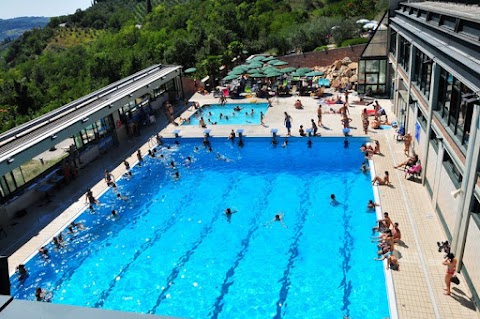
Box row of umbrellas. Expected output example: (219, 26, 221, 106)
(183, 56, 326, 81)
(223, 57, 324, 81)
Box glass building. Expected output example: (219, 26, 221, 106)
(361, 0, 480, 308)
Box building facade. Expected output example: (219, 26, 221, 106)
(0, 65, 184, 221)
(365, 0, 480, 307)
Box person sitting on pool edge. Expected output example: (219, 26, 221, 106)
(372, 171, 390, 185)
(299, 125, 306, 137)
(375, 246, 399, 271)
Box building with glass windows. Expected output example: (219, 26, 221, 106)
(360, 0, 480, 306)
(0, 64, 183, 219)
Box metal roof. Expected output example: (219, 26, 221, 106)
(406, 1, 480, 23)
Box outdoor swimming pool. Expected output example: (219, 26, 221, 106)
(184, 103, 269, 126)
(11, 137, 390, 319)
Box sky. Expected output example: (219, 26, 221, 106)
(0, 0, 92, 19)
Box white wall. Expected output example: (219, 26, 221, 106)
(436, 166, 461, 234)
(463, 218, 480, 297)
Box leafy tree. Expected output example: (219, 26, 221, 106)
(0, 0, 381, 133)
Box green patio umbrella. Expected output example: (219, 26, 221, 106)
(249, 73, 266, 78)
(223, 74, 239, 81)
(297, 67, 313, 74)
(272, 60, 288, 66)
(263, 56, 275, 61)
(290, 71, 304, 77)
(248, 62, 263, 69)
(268, 59, 281, 65)
(263, 66, 280, 72)
(265, 70, 283, 77)
(232, 65, 249, 71)
(250, 56, 266, 62)
(228, 69, 245, 75)
(248, 68, 263, 74)
(184, 67, 197, 74)
(281, 67, 296, 73)
(305, 71, 325, 77)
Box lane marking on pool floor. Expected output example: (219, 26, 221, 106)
(385, 135, 441, 319)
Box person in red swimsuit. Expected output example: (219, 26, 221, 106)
(443, 253, 457, 295)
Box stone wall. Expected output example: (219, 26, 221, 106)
(278, 44, 367, 68)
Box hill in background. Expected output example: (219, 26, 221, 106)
(0, 17, 50, 41)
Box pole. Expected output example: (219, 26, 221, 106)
(451, 103, 480, 263)
(453, 103, 480, 270)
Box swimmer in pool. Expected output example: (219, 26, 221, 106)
(117, 193, 128, 201)
(367, 200, 380, 211)
(265, 212, 288, 228)
(224, 208, 237, 223)
(330, 194, 339, 206)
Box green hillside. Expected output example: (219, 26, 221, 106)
(0, 0, 385, 133)
(0, 17, 50, 41)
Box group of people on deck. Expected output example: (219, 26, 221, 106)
(372, 212, 401, 271)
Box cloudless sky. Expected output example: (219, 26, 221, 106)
(0, 0, 92, 19)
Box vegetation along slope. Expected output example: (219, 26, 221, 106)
(0, 0, 386, 133)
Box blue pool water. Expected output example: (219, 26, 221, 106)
(184, 103, 269, 126)
(11, 137, 389, 319)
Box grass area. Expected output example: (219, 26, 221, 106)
(45, 28, 105, 50)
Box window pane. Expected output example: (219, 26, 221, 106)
(4, 172, 16, 193)
(11, 167, 25, 188)
(366, 60, 379, 72)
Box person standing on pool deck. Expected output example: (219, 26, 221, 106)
(284, 112, 292, 136)
(311, 119, 318, 136)
(317, 105, 322, 127)
(443, 253, 457, 295)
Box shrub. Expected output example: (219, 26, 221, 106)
(340, 37, 369, 47)
(314, 45, 330, 51)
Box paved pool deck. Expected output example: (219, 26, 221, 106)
(2, 90, 479, 319)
